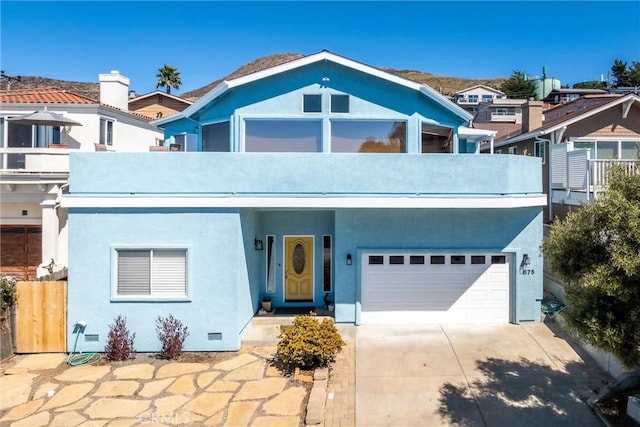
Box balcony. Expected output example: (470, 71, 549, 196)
(456, 98, 479, 105)
(0, 147, 71, 183)
(490, 111, 520, 123)
(550, 142, 637, 204)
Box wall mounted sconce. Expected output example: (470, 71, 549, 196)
(194, 126, 199, 134)
(254, 238, 264, 251)
(346, 253, 352, 265)
(522, 254, 530, 266)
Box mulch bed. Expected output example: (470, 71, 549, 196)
(593, 385, 640, 427)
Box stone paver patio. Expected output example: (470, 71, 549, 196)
(0, 348, 311, 426)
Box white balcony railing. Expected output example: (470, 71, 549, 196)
(0, 147, 70, 173)
(490, 112, 519, 122)
(591, 159, 638, 192)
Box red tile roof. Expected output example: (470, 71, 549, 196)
(0, 87, 98, 104)
(0, 87, 154, 121)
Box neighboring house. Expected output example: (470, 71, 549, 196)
(542, 87, 608, 105)
(62, 51, 545, 352)
(0, 71, 162, 280)
(482, 94, 640, 221)
(128, 90, 193, 120)
(472, 98, 527, 141)
(453, 85, 506, 114)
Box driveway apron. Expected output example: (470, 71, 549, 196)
(355, 322, 610, 427)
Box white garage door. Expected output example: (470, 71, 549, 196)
(361, 252, 511, 324)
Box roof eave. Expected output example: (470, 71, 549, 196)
(154, 50, 474, 126)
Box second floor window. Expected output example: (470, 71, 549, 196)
(100, 118, 113, 146)
(482, 94, 493, 103)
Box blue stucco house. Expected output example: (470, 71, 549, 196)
(62, 51, 545, 352)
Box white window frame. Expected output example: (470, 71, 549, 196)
(112, 247, 190, 301)
(508, 146, 517, 155)
(99, 117, 114, 146)
(534, 140, 546, 164)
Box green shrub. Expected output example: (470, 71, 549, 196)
(0, 275, 17, 315)
(275, 314, 345, 371)
(104, 315, 136, 361)
(156, 314, 189, 359)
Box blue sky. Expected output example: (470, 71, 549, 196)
(1, 1, 639, 95)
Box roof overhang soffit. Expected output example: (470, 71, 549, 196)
(622, 98, 634, 118)
(550, 126, 566, 144)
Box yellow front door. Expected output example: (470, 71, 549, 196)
(284, 236, 314, 301)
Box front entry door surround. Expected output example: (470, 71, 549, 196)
(284, 236, 314, 301)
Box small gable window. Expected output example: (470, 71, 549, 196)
(303, 94, 322, 113)
(331, 95, 349, 113)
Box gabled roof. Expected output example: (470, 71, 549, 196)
(128, 90, 192, 106)
(454, 84, 505, 96)
(0, 87, 98, 104)
(154, 50, 473, 126)
(495, 93, 640, 146)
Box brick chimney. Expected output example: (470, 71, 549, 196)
(522, 100, 543, 133)
(99, 70, 130, 111)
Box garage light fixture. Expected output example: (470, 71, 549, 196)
(522, 254, 530, 266)
(346, 254, 352, 265)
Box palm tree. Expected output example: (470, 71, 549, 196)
(156, 65, 182, 94)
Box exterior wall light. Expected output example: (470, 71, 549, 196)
(346, 253, 352, 265)
(522, 254, 530, 266)
(254, 238, 264, 251)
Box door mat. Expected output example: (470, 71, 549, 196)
(274, 307, 318, 315)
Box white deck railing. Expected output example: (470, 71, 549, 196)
(0, 147, 70, 173)
(591, 160, 637, 192)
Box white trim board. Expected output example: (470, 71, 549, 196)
(61, 194, 547, 209)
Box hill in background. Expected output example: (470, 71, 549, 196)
(1, 53, 506, 101)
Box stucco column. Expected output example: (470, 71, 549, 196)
(38, 199, 59, 277)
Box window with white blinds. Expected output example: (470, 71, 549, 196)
(117, 249, 187, 296)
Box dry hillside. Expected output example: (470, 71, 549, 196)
(1, 53, 506, 101)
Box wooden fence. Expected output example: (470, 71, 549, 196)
(16, 281, 67, 353)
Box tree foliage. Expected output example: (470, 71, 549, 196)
(572, 81, 607, 90)
(156, 64, 182, 94)
(499, 70, 536, 100)
(542, 165, 640, 368)
(611, 59, 640, 88)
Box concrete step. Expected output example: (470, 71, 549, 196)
(241, 310, 335, 346)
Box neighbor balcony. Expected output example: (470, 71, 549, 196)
(550, 143, 638, 204)
(0, 147, 71, 184)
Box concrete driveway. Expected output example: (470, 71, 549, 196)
(356, 321, 612, 427)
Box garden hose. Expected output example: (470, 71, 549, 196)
(67, 323, 102, 366)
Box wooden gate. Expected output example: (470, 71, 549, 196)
(16, 281, 67, 352)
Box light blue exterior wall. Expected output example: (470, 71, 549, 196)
(66, 152, 544, 351)
(166, 62, 467, 154)
(333, 208, 543, 324)
(69, 153, 541, 196)
(67, 208, 254, 352)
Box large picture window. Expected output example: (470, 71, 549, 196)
(202, 121, 230, 152)
(245, 120, 322, 152)
(331, 120, 406, 153)
(116, 249, 187, 297)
